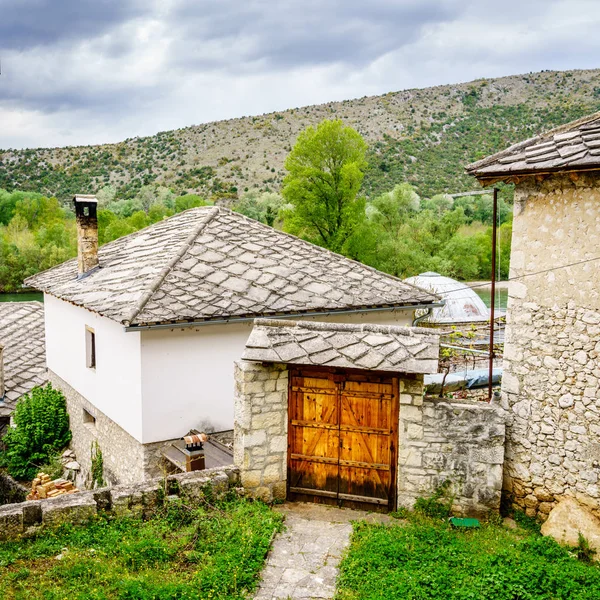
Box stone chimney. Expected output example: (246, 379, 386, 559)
(74, 195, 99, 278)
(0, 344, 5, 399)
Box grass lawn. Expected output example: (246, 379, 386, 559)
(336, 516, 600, 600)
(0, 497, 283, 600)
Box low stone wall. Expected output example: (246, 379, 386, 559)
(0, 472, 27, 506)
(234, 360, 506, 516)
(233, 361, 288, 502)
(0, 465, 240, 541)
(398, 396, 506, 517)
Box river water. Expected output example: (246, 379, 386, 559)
(0, 292, 44, 302)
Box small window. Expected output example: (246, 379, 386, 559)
(82, 407, 96, 428)
(85, 326, 96, 369)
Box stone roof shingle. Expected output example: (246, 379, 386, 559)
(466, 111, 600, 181)
(25, 207, 438, 327)
(243, 318, 439, 374)
(0, 302, 47, 417)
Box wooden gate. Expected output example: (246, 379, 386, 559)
(287, 366, 399, 512)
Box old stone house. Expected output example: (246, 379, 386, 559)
(0, 302, 47, 436)
(25, 197, 440, 486)
(467, 112, 600, 519)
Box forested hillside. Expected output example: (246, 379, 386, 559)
(2, 69, 600, 202)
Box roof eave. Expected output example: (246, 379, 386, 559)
(123, 301, 445, 332)
(470, 163, 600, 185)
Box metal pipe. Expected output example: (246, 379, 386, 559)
(448, 190, 493, 198)
(123, 302, 446, 332)
(488, 188, 498, 400)
(412, 306, 433, 327)
(440, 343, 490, 356)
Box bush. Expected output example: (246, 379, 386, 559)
(1, 384, 72, 480)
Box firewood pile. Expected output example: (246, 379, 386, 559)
(26, 472, 80, 500)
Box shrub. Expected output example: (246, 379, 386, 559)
(1, 384, 72, 480)
(414, 480, 454, 519)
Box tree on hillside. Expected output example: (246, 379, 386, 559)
(282, 119, 367, 252)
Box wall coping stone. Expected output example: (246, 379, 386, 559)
(0, 465, 240, 540)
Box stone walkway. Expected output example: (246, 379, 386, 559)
(254, 502, 392, 600)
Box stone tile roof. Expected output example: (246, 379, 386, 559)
(25, 207, 438, 327)
(0, 302, 47, 417)
(466, 111, 600, 181)
(243, 319, 439, 374)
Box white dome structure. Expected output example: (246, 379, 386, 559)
(404, 272, 490, 324)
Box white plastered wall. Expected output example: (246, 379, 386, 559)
(43, 294, 144, 441)
(139, 308, 414, 443)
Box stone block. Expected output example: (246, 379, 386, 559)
(245, 430, 267, 447)
(407, 424, 424, 440)
(272, 481, 287, 500)
(253, 486, 272, 502)
(542, 497, 600, 554)
(93, 487, 112, 511)
(269, 435, 287, 453)
(241, 470, 262, 489)
(210, 473, 230, 498)
(401, 405, 423, 423)
(263, 464, 283, 485)
(471, 447, 505, 465)
(110, 487, 135, 518)
(42, 494, 97, 528)
(22, 501, 42, 527)
(252, 411, 283, 429)
(0, 504, 23, 540)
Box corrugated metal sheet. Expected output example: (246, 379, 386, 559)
(404, 272, 490, 324)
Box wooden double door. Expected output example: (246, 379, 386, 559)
(287, 366, 399, 512)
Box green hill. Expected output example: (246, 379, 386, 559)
(2, 69, 600, 201)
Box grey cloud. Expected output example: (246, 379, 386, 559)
(0, 0, 599, 149)
(0, 0, 148, 51)
(168, 0, 460, 71)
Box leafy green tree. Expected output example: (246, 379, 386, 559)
(1, 384, 72, 480)
(282, 119, 368, 251)
(368, 183, 420, 233)
(175, 194, 209, 212)
(233, 191, 284, 226)
(96, 185, 117, 208)
(14, 196, 65, 229)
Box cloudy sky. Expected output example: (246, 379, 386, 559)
(0, 0, 599, 149)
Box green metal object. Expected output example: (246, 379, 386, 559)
(449, 517, 480, 529)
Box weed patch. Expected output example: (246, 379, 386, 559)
(336, 518, 600, 600)
(0, 497, 283, 600)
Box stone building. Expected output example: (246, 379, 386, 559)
(0, 302, 47, 436)
(234, 319, 505, 516)
(467, 112, 600, 519)
(25, 197, 439, 486)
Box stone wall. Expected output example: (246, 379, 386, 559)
(398, 390, 505, 517)
(233, 361, 288, 502)
(49, 370, 176, 487)
(0, 465, 240, 541)
(235, 361, 505, 516)
(503, 172, 600, 519)
(0, 472, 27, 506)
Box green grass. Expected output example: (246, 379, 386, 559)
(336, 517, 600, 600)
(0, 497, 283, 600)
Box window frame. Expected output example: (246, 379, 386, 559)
(85, 326, 96, 369)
